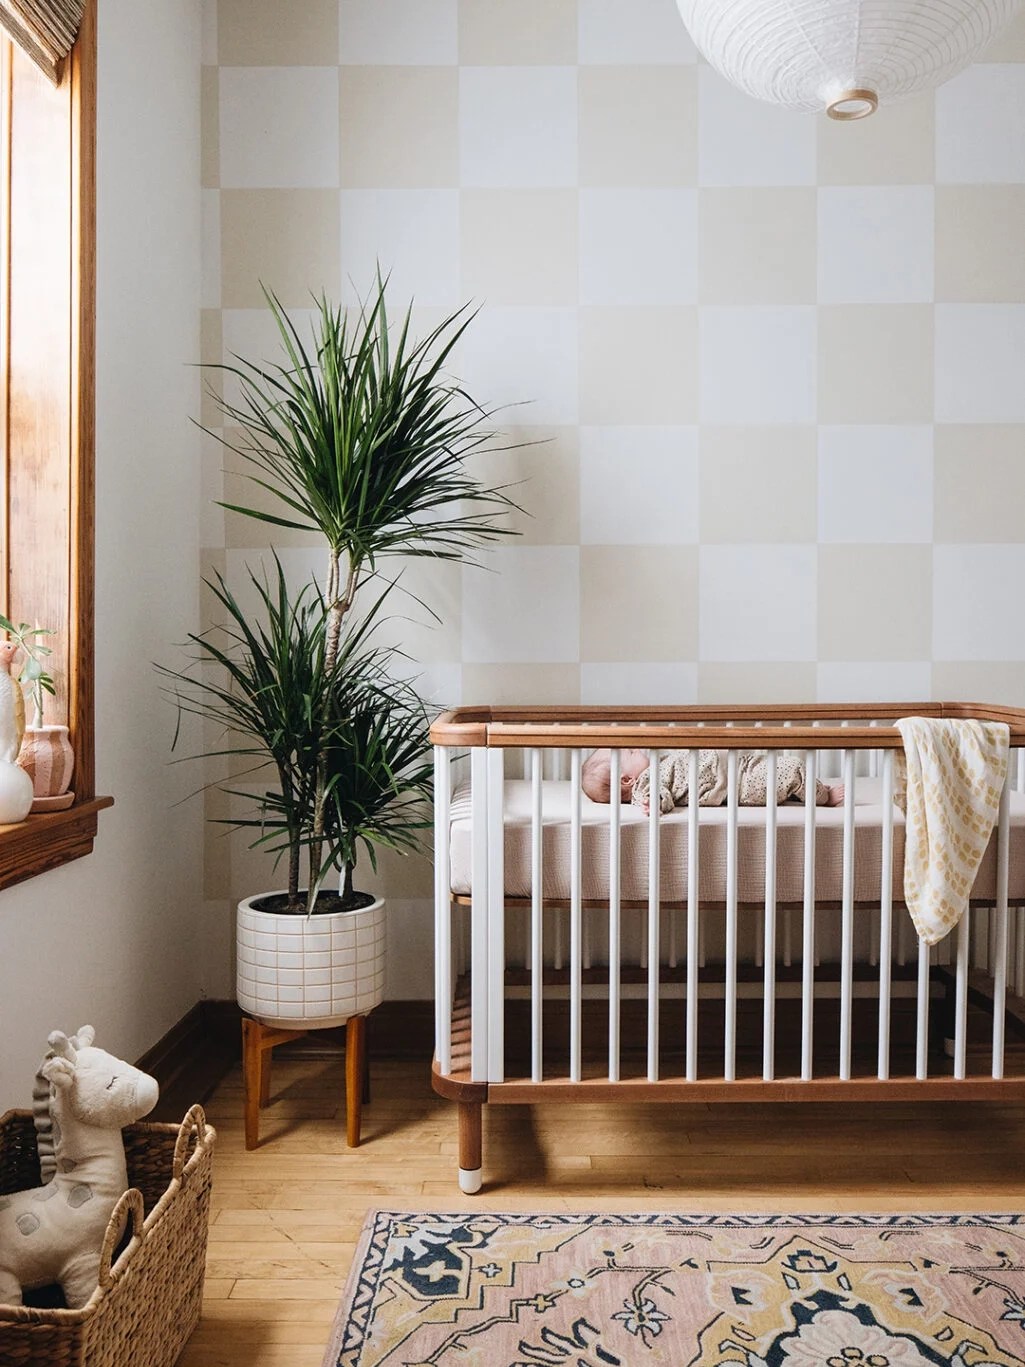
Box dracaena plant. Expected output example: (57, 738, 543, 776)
(159, 559, 432, 913)
(168, 277, 517, 913)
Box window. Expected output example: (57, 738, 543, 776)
(0, 1, 109, 890)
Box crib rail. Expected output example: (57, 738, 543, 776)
(432, 703, 1025, 1192)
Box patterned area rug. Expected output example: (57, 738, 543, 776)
(322, 1212, 1025, 1367)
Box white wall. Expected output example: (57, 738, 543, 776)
(0, 0, 205, 1108)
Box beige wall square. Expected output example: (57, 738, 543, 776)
(200, 308, 223, 428)
(581, 546, 698, 662)
(461, 190, 578, 305)
(580, 306, 698, 424)
(459, 0, 577, 64)
(818, 546, 932, 660)
(982, 10, 1025, 60)
(700, 427, 816, 543)
(579, 67, 697, 187)
(220, 429, 323, 551)
(931, 661, 1025, 706)
(698, 189, 816, 304)
(220, 190, 341, 308)
(698, 662, 816, 703)
(934, 425, 1025, 542)
(818, 305, 934, 423)
(936, 187, 1025, 302)
(471, 427, 580, 545)
(462, 663, 581, 704)
(340, 67, 458, 188)
(218, 0, 338, 66)
(201, 66, 219, 189)
(817, 97, 935, 185)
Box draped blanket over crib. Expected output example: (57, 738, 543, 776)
(429, 702, 1025, 1195)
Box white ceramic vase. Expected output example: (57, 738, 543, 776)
(236, 893, 386, 1029)
(0, 760, 33, 823)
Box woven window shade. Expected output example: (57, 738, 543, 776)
(0, 0, 83, 85)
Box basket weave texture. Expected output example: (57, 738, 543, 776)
(0, 1104, 215, 1367)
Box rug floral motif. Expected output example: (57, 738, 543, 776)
(322, 1212, 1025, 1367)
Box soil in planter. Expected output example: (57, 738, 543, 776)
(250, 889, 377, 916)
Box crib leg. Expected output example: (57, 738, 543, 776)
(458, 1099, 483, 1194)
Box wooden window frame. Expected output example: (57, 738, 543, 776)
(0, 0, 110, 892)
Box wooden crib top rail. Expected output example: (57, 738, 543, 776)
(430, 701, 1025, 749)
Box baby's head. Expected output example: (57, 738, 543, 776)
(581, 748, 650, 804)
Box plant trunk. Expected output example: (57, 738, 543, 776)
(306, 549, 358, 915)
(342, 861, 354, 903)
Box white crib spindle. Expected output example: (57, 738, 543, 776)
(486, 749, 506, 1082)
(434, 746, 452, 1076)
(954, 907, 970, 1080)
(877, 750, 894, 1080)
(801, 749, 817, 1082)
(530, 748, 544, 1084)
(470, 748, 491, 1083)
(647, 749, 661, 1083)
(570, 748, 583, 1083)
(725, 750, 739, 1082)
(608, 749, 622, 1083)
(763, 749, 777, 1082)
(993, 781, 1010, 1078)
(915, 935, 930, 1081)
(686, 748, 699, 1082)
(840, 749, 856, 1081)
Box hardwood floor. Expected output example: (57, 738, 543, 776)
(181, 1048, 1025, 1367)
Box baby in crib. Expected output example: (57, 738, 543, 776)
(581, 747, 845, 814)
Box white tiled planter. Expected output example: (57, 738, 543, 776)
(236, 893, 386, 1029)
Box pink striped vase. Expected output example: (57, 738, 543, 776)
(17, 724, 75, 797)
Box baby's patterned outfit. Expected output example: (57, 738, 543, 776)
(632, 749, 831, 814)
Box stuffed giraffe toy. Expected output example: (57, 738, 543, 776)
(0, 1027, 159, 1309)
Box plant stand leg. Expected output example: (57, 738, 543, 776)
(242, 1017, 307, 1151)
(346, 1014, 366, 1148)
(458, 1099, 483, 1194)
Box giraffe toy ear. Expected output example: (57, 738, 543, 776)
(70, 1025, 95, 1050)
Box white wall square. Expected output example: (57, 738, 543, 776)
(936, 305, 1025, 422)
(339, 0, 457, 63)
(818, 187, 934, 304)
(818, 426, 933, 544)
(460, 67, 577, 187)
(580, 426, 698, 544)
(579, 189, 697, 305)
(219, 67, 339, 188)
(578, 0, 697, 64)
(700, 307, 816, 423)
(700, 545, 816, 661)
(339, 190, 459, 308)
(698, 67, 816, 186)
(816, 662, 932, 703)
(933, 545, 1025, 660)
(463, 547, 580, 662)
(581, 663, 698, 704)
(937, 64, 1025, 183)
(460, 306, 578, 426)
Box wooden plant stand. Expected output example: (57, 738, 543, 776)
(241, 1013, 368, 1150)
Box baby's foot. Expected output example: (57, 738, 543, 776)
(827, 784, 845, 807)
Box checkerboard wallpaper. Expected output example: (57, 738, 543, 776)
(200, 0, 1025, 950)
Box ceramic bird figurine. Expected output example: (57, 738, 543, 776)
(0, 640, 25, 763)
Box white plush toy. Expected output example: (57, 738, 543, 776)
(0, 1026, 159, 1308)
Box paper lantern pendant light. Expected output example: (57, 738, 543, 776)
(675, 0, 1023, 118)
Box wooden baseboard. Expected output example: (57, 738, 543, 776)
(136, 999, 436, 1122)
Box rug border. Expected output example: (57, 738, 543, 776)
(318, 1209, 1025, 1367)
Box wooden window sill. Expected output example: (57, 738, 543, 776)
(0, 795, 113, 892)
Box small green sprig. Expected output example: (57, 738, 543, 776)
(0, 615, 55, 727)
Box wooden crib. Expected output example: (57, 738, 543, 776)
(430, 703, 1025, 1194)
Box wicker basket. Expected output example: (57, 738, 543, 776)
(0, 1104, 215, 1367)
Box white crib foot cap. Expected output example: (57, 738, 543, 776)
(459, 1167, 482, 1195)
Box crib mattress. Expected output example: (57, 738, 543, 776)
(448, 777, 1025, 906)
